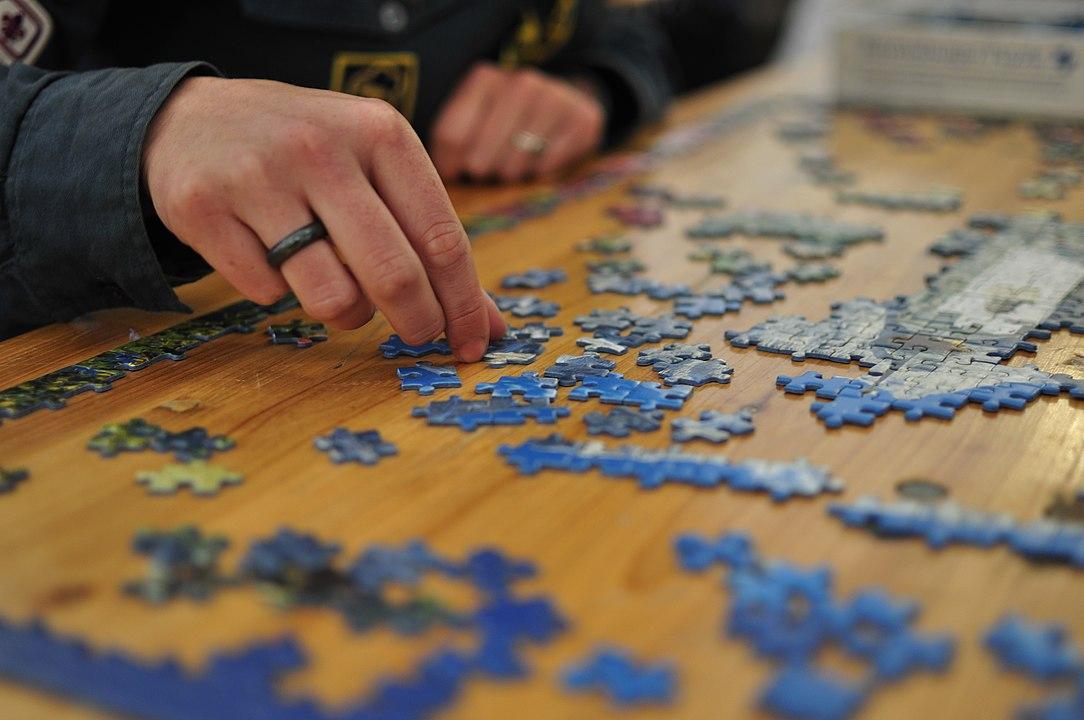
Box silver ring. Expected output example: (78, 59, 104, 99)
(511, 130, 548, 156)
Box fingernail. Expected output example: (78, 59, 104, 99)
(458, 338, 486, 363)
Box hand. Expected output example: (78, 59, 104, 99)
(430, 62, 606, 183)
(143, 77, 506, 362)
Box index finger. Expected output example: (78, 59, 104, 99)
(357, 100, 506, 360)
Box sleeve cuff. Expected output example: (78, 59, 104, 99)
(6, 61, 220, 323)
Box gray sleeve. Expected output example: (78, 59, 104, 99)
(0, 61, 219, 339)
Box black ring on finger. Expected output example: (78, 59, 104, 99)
(266, 220, 329, 269)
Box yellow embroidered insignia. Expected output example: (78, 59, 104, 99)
(329, 52, 419, 120)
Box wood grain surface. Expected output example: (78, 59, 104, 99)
(0, 62, 1082, 720)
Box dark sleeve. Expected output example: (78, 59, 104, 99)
(0, 60, 219, 339)
(512, 0, 676, 146)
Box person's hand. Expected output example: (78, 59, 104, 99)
(143, 77, 506, 362)
(430, 62, 606, 183)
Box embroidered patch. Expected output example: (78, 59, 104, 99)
(0, 0, 51, 65)
(330, 52, 419, 121)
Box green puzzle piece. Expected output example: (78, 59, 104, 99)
(136, 462, 243, 496)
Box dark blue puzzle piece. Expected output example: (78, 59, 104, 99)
(810, 386, 894, 428)
(542, 353, 616, 386)
(965, 382, 1045, 412)
(397, 362, 462, 395)
(413, 396, 569, 431)
(379, 334, 452, 359)
(500, 268, 567, 289)
(347, 541, 443, 592)
(241, 528, 342, 579)
(583, 407, 664, 437)
(149, 427, 236, 462)
(475, 372, 558, 403)
(0, 468, 28, 494)
(777, 372, 865, 399)
(562, 647, 677, 707)
(314, 427, 398, 465)
(637, 343, 713, 369)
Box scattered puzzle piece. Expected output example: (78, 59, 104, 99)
(413, 396, 570, 431)
(379, 334, 452, 359)
(314, 428, 397, 466)
(574, 307, 637, 332)
(482, 337, 544, 368)
(542, 353, 616, 386)
(637, 343, 713, 369)
(87, 418, 160, 457)
(672, 410, 754, 443)
(0, 468, 28, 494)
(135, 462, 242, 496)
(575, 336, 628, 355)
(500, 268, 567, 289)
(562, 647, 677, 707)
(266, 319, 327, 348)
(576, 234, 632, 254)
(397, 362, 462, 395)
(837, 188, 961, 212)
(490, 294, 560, 318)
(788, 263, 840, 284)
(125, 526, 230, 603)
(657, 358, 734, 387)
(475, 372, 559, 403)
(583, 407, 664, 437)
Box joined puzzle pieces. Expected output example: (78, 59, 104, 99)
(266, 319, 327, 348)
(88, 419, 235, 461)
(413, 396, 570, 431)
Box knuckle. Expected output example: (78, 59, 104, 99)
(302, 282, 358, 320)
(360, 98, 408, 141)
(165, 174, 219, 222)
(513, 68, 544, 92)
(417, 220, 469, 270)
(229, 149, 275, 186)
(284, 119, 334, 165)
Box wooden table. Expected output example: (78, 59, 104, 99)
(0, 62, 1081, 720)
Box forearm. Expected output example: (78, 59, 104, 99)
(0, 61, 218, 339)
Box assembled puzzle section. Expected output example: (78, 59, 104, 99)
(728, 214, 1084, 428)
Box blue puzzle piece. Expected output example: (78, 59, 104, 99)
(674, 295, 743, 319)
(810, 386, 894, 428)
(475, 372, 559, 403)
(397, 362, 461, 395)
(379, 334, 452, 359)
(637, 343, 713, 369)
(833, 591, 954, 680)
(500, 268, 567, 289)
(573, 308, 638, 332)
(759, 664, 869, 720)
(240, 528, 342, 579)
(546, 346, 623, 386)
(348, 542, 443, 592)
(629, 314, 693, 342)
(0, 467, 29, 494)
(620, 381, 693, 411)
(314, 428, 398, 465)
(482, 337, 544, 368)
(507, 323, 564, 341)
(413, 396, 569, 431)
(1008, 521, 1084, 567)
(490, 294, 560, 318)
(986, 615, 1082, 681)
(829, 497, 1014, 548)
(890, 392, 970, 421)
(777, 372, 865, 399)
(966, 382, 1044, 412)
(657, 358, 734, 387)
(583, 407, 664, 437)
(674, 532, 758, 572)
(562, 647, 677, 707)
(671, 410, 755, 443)
(568, 373, 641, 404)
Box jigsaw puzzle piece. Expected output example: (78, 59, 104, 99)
(135, 462, 242, 496)
(397, 362, 462, 395)
(314, 428, 398, 465)
(671, 410, 754, 443)
(379, 334, 452, 359)
(583, 407, 663, 437)
(542, 353, 616, 386)
(475, 373, 559, 403)
(500, 268, 567, 289)
(562, 647, 676, 707)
